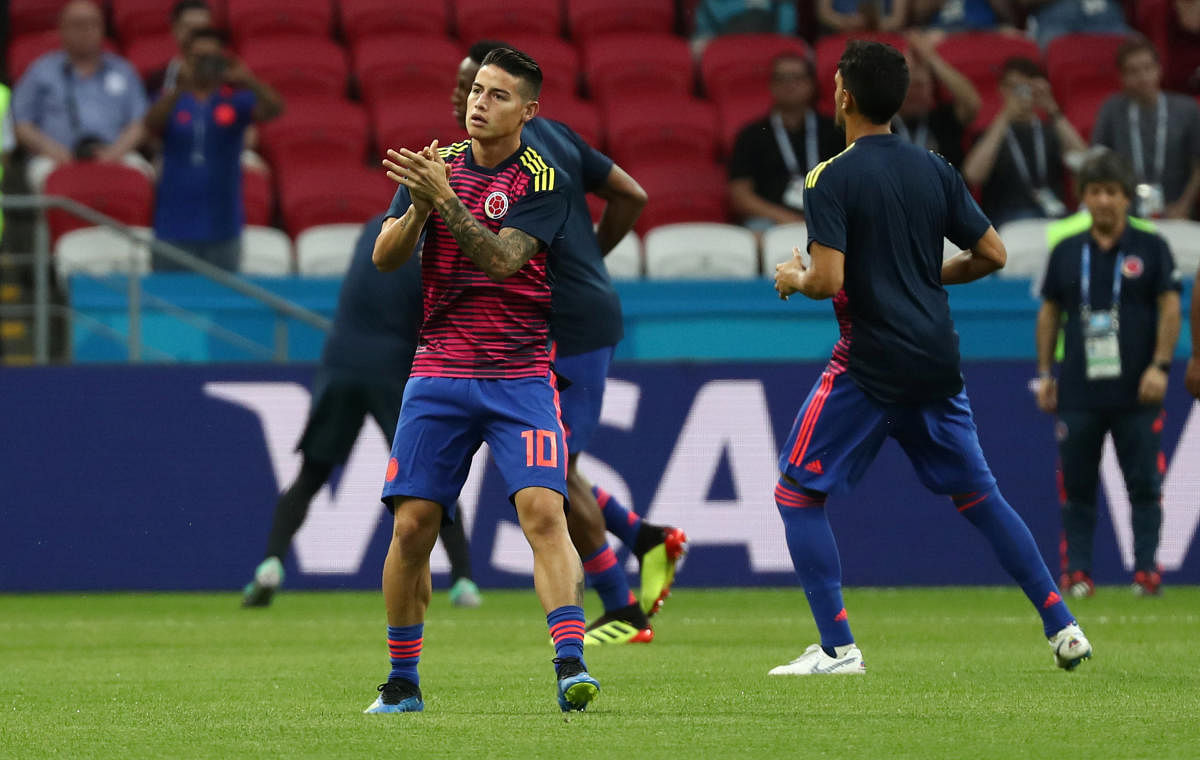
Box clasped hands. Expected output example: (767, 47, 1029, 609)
(383, 140, 454, 210)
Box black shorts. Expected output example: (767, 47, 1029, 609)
(297, 367, 406, 466)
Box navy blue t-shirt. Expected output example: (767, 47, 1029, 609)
(320, 213, 422, 378)
(522, 117, 624, 356)
(1041, 224, 1181, 411)
(804, 134, 991, 405)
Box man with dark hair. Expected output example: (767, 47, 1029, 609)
(963, 56, 1086, 226)
(453, 41, 687, 646)
(145, 0, 213, 97)
(367, 48, 600, 714)
(239, 214, 482, 610)
(891, 30, 982, 168)
(770, 39, 1090, 675)
(1092, 34, 1200, 219)
(728, 53, 842, 230)
(1036, 148, 1182, 597)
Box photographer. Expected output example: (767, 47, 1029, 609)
(144, 28, 283, 272)
(11, 0, 151, 192)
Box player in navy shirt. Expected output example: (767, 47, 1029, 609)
(769, 41, 1091, 675)
(366, 49, 599, 715)
(454, 41, 687, 644)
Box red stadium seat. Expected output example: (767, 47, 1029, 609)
(111, 0, 173, 44)
(716, 93, 773, 157)
(565, 0, 675, 42)
(44, 163, 154, 243)
(373, 95, 465, 156)
(8, 30, 118, 83)
(700, 34, 813, 103)
(603, 96, 719, 167)
(583, 34, 694, 103)
(9, 0, 71, 38)
(454, 0, 563, 47)
(225, 0, 334, 45)
(352, 34, 463, 109)
(239, 35, 348, 100)
(277, 164, 396, 237)
(623, 160, 728, 234)
(339, 0, 449, 44)
(815, 32, 907, 116)
(123, 32, 177, 81)
(496, 34, 580, 101)
(537, 97, 603, 151)
(242, 168, 274, 227)
(258, 97, 369, 170)
(1046, 33, 1126, 102)
(1063, 88, 1113, 142)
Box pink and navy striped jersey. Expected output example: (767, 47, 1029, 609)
(384, 140, 569, 379)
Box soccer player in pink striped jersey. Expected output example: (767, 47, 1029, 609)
(364, 48, 598, 714)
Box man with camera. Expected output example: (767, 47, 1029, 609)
(11, 0, 151, 192)
(144, 27, 283, 272)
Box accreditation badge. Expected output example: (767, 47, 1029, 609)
(782, 176, 806, 212)
(1032, 187, 1067, 218)
(1135, 183, 1165, 218)
(1083, 311, 1121, 380)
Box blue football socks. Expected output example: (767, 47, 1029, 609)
(593, 485, 641, 550)
(387, 623, 423, 685)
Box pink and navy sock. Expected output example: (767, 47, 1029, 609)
(954, 486, 1075, 636)
(593, 485, 641, 549)
(775, 478, 854, 654)
(547, 605, 586, 664)
(582, 544, 635, 614)
(387, 623, 423, 685)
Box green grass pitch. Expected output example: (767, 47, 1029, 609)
(2, 587, 1198, 759)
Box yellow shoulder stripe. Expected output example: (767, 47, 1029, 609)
(438, 140, 470, 158)
(805, 142, 856, 189)
(519, 147, 556, 192)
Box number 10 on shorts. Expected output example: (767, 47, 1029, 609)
(521, 429, 559, 467)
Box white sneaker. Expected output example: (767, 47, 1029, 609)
(769, 643, 865, 675)
(1048, 623, 1093, 670)
(255, 556, 284, 588)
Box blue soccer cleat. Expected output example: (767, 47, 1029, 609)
(554, 657, 600, 712)
(363, 680, 424, 714)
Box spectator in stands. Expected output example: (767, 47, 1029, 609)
(11, 0, 151, 192)
(1018, 0, 1129, 48)
(909, 0, 1014, 30)
(818, 0, 909, 32)
(692, 0, 798, 54)
(145, 0, 214, 99)
(144, 28, 283, 272)
(1092, 35, 1200, 219)
(963, 57, 1086, 226)
(1036, 148, 1181, 598)
(1, 84, 14, 244)
(727, 54, 842, 230)
(1163, 0, 1200, 95)
(891, 30, 982, 167)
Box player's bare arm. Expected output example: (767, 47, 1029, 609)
(436, 196, 542, 281)
(941, 226, 1006, 285)
(1034, 299, 1061, 413)
(374, 145, 445, 271)
(775, 242, 844, 301)
(1138, 290, 1181, 404)
(591, 163, 647, 255)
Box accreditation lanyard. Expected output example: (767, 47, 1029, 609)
(770, 110, 819, 178)
(1128, 94, 1167, 183)
(1079, 242, 1124, 323)
(1004, 120, 1048, 188)
(893, 117, 930, 150)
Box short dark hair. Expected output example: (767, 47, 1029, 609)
(185, 26, 227, 50)
(479, 47, 542, 99)
(469, 40, 509, 65)
(171, 0, 209, 23)
(837, 40, 908, 125)
(771, 52, 814, 81)
(1116, 34, 1159, 70)
(999, 56, 1045, 81)
(1077, 148, 1135, 199)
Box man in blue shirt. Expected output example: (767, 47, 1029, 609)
(12, 0, 150, 191)
(1036, 149, 1182, 597)
(144, 27, 283, 272)
(771, 40, 1090, 675)
(241, 214, 481, 609)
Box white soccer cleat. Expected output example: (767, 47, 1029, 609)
(1048, 623, 1093, 670)
(769, 643, 866, 675)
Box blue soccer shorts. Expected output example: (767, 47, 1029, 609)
(381, 374, 569, 519)
(553, 345, 614, 455)
(779, 368, 997, 496)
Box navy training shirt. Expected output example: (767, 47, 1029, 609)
(804, 133, 991, 405)
(522, 117, 624, 356)
(1041, 223, 1181, 411)
(320, 213, 422, 378)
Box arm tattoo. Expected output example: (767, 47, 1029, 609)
(434, 194, 541, 280)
